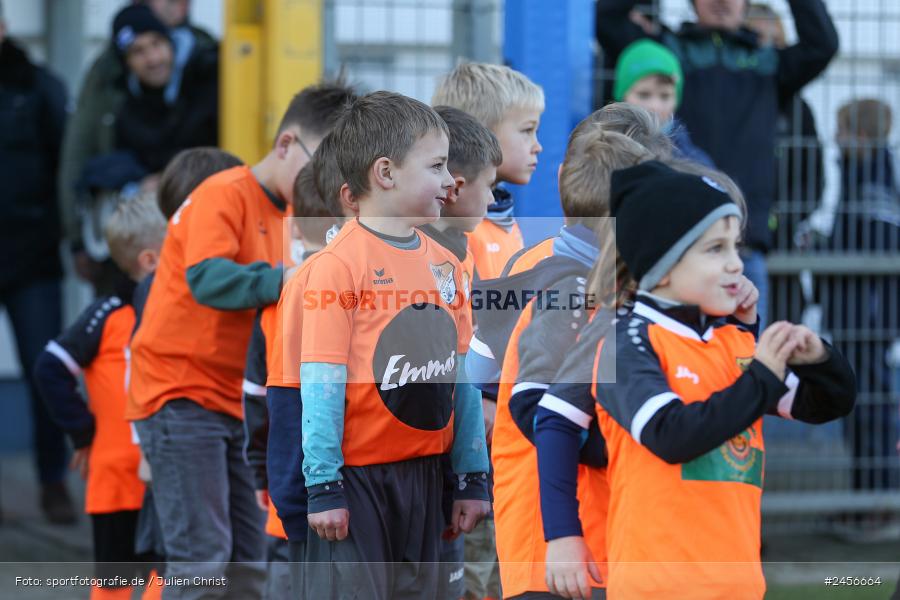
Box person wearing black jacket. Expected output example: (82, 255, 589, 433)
(0, 12, 75, 524)
(72, 4, 218, 293)
(596, 0, 839, 324)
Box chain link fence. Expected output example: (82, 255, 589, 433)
(595, 0, 900, 536)
(323, 0, 900, 536)
(321, 0, 503, 101)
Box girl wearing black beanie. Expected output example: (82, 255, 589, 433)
(564, 160, 858, 598)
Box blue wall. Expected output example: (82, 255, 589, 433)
(503, 0, 596, 245)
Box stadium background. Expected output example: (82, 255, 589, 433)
(0, 1, 897, 596)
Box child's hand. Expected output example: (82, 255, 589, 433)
(732, 275, 759, 325)
(482, 397, 496, 446)
(450, 499, 490, 535)
(308, 508, 349, 541)
(255, 489, 270, 511)
(786, 325, 828, 365)
(137, 451, 152, 483)
(545, 536, 603, 599)
(70, 447, 90, 480)
(754, 321, 800, 381)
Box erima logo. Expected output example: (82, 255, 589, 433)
(675, 365, 700, 385)
(486, 243, 501, 253)
(372, 268, 394, 285)
(380, 351, 456, 390)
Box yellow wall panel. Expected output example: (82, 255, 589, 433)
(221, 0, 323, 162)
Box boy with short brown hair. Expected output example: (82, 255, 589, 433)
(127, 80, 356, 598)
(295, 91, 491, 599)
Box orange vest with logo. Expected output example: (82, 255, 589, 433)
(467, 219, 524, 280)
(129, 166, 287, 421)
(594, 307, 764, 599)
(297, 220, 472, 465)
(493, 298, 609, 597)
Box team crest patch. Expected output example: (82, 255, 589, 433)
(429, 261, 457, 304)
(736, 357, 753, 372)
(682, 427, 763, 488)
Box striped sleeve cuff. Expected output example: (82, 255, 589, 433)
(242, 378, 267, 397)
(45, 341, 82, 376)
(631, 392, 679, 444)
(537, 393, 593, 429)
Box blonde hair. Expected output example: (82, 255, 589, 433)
(587, 161, 747, 309)
(104, 193, 167, 277)
(432, 62, 545, 129)
(560, 128, 655, 226)
(570, 102, 674, 158)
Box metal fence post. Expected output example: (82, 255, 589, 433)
(451, 0, 501, 64)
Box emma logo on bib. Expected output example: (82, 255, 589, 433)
(372, 303, 458, 430)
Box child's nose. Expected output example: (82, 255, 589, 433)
(442, 167, 455, 189)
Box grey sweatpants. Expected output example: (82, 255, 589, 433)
(302, 455, 445, 600)
(134, 399, 267, 600)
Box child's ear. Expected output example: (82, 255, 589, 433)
(445, 175, 466, 205)
(291, 220, 304, 241)
(339, 183, 359, 216)
(138, 249, 160, 273)
(372, 157, 394, 190)
(275, 131, 295, 159)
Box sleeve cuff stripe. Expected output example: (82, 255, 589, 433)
(511, 382, 550, 396)
(242, 379, 267, 397)
(538, 393, 593, 429)
(777, 372, 800, 420)
(630, 392, 679, 444)
(468, 335, 494, 360)
(46, 341, 82, 377)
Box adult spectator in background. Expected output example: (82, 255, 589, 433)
(105, 5, 217, 177)
(596, 0, 839, 324)
(0, 2, 75, 524)
(745, 3, 825, 251)
(827, 99, 899, 519)
(595, 1, 670, 108)
(58, 0, 216, 293)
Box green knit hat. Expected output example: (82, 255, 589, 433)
(613, 39, 684, 106)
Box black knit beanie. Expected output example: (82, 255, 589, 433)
(610, 160, 742, 291)
(112, 4, 170, 59)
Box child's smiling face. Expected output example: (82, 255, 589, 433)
(653, 216, 745, 316)
(387, 130, 455, 226)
